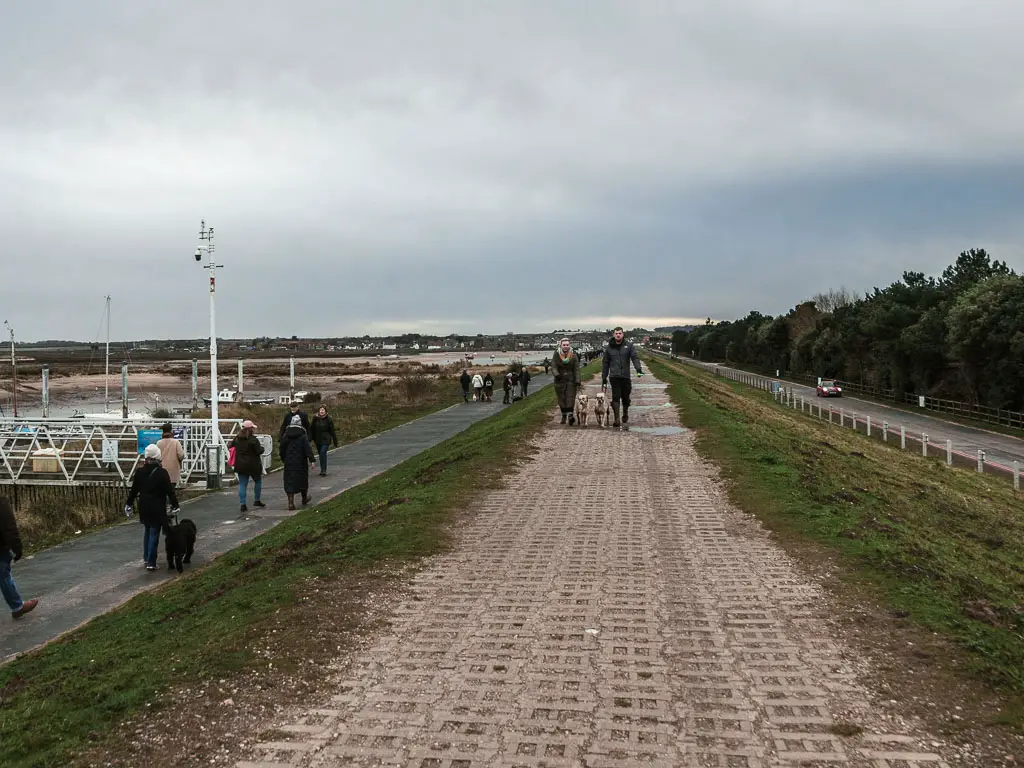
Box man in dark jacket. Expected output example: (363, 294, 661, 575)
(279, 400, 310, 442)
(459, 370, 471, 402)
(309, 406, 338, 477)
(126, 444, 180, 570)
(519, 367, 531, 398)
(601, 327, 643, 429)
(0, 495, 38, 619)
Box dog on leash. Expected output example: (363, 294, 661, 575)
(593, 391, 611, 427)
(574, 392, 590, 427)
(165, 518, 197, 573)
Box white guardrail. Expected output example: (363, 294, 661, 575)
(0, 417, 244, 486)
(645, 349, 1022, 491)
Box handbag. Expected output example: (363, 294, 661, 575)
(227, 445, 237, 468)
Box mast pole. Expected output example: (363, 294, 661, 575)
(104, 295, 111, 411)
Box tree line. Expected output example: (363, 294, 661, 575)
(672, 249, 1024, 411)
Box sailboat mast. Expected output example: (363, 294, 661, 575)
(104, 296, 111, 411)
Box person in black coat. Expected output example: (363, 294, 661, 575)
(1, 495, 38, 619)
(126, 444, 180, 571)
(278, 401, 311, 441)
(309, 406, 338, 477)
(230, 419, 265, 513)
(459, 370, 471, 402)
(520, 367, 531, 397)
(279, 414, 315, 510)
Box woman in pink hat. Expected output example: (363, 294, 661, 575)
(230, 420, 265, 513)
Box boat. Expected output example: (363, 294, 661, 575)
(72, 297, 154, 422)
(202, 388, 276, 407)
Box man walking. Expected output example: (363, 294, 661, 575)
(279, 400, 311, 442)
(519, 366, 531, 397)
(459, 369, 472, 402)
(601, 327, 643, 429)
(1, 495, 38, 619)
(310, 406, 338, 476)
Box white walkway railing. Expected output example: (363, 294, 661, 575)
(0, 418, 241, 486)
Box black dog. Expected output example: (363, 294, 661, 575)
(164, 518, 197, 573)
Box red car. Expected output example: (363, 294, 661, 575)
(816, 379, 843, 397)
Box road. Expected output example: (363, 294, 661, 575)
(663, 354, 1024, 473)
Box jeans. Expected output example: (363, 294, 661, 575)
(238, 473, 262, 504)
(317, 443, 330, 473)
(143, 525, 161, 567)
(0, 549, 23, 612)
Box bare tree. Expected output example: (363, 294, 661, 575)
(810, 286, 855, 313)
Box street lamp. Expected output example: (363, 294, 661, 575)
(195, 220, 223, 488)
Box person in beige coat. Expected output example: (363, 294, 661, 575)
(156, 424, 186, 485)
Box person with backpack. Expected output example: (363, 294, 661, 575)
(230, 419, 265, 513)
(0, 495, 38, 619)
(310, 406, 339, 476)
(125, 444, 180, 571)
(482, 372, 494, 402)
(601, 326, 644, 430)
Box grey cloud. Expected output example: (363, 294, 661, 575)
(2, 2, 1023, 340)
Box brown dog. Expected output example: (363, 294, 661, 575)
(593, 391, 611, 427)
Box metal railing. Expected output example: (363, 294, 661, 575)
(666, 354, 1023, 432)
(0, 417, 241, 486)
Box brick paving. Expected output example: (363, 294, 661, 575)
(235, 374, 955, 767)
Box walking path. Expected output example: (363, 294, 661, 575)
(235, 372, 957, 767)
(1, 376, 550, 662)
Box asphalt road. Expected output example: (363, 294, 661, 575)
(656, 353, 1024, 473)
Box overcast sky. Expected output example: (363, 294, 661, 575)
(3, 1, 1023, 342)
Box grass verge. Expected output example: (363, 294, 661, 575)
(0, 380, 558, 767)
(646, 356, 1024, 704)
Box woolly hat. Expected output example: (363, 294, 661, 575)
(144, 444, 162, 461)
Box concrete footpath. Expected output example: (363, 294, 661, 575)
(1, 376, 550, 662)
(235, 372, 961, 767)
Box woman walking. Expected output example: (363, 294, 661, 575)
(279, 414, 315, 510)
(471, 372, 484, 402)
(482, 372, 494, 402)
(551, 338, 581, 424)
(310, 406, 338, 476)
(125, 444, 179, 571)
(156, 423, 185, 486)
(230, 419, 265, 512)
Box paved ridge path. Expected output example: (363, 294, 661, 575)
(1, 375, 551, 662)
(235, 372, 958, 767)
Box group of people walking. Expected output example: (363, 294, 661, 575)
(460, 367, 531, 403)
(552, 327, 643, 428)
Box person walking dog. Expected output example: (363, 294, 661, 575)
(551, 338, 581, 424)
(0, 495, 38, 619)
(601, 327, 643, 429)
(125, 444, 180, 571)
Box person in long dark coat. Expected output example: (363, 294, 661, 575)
(551, 338, 581, 424)
(126, 444, 180, 570)
(279, 414, 315, 510)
